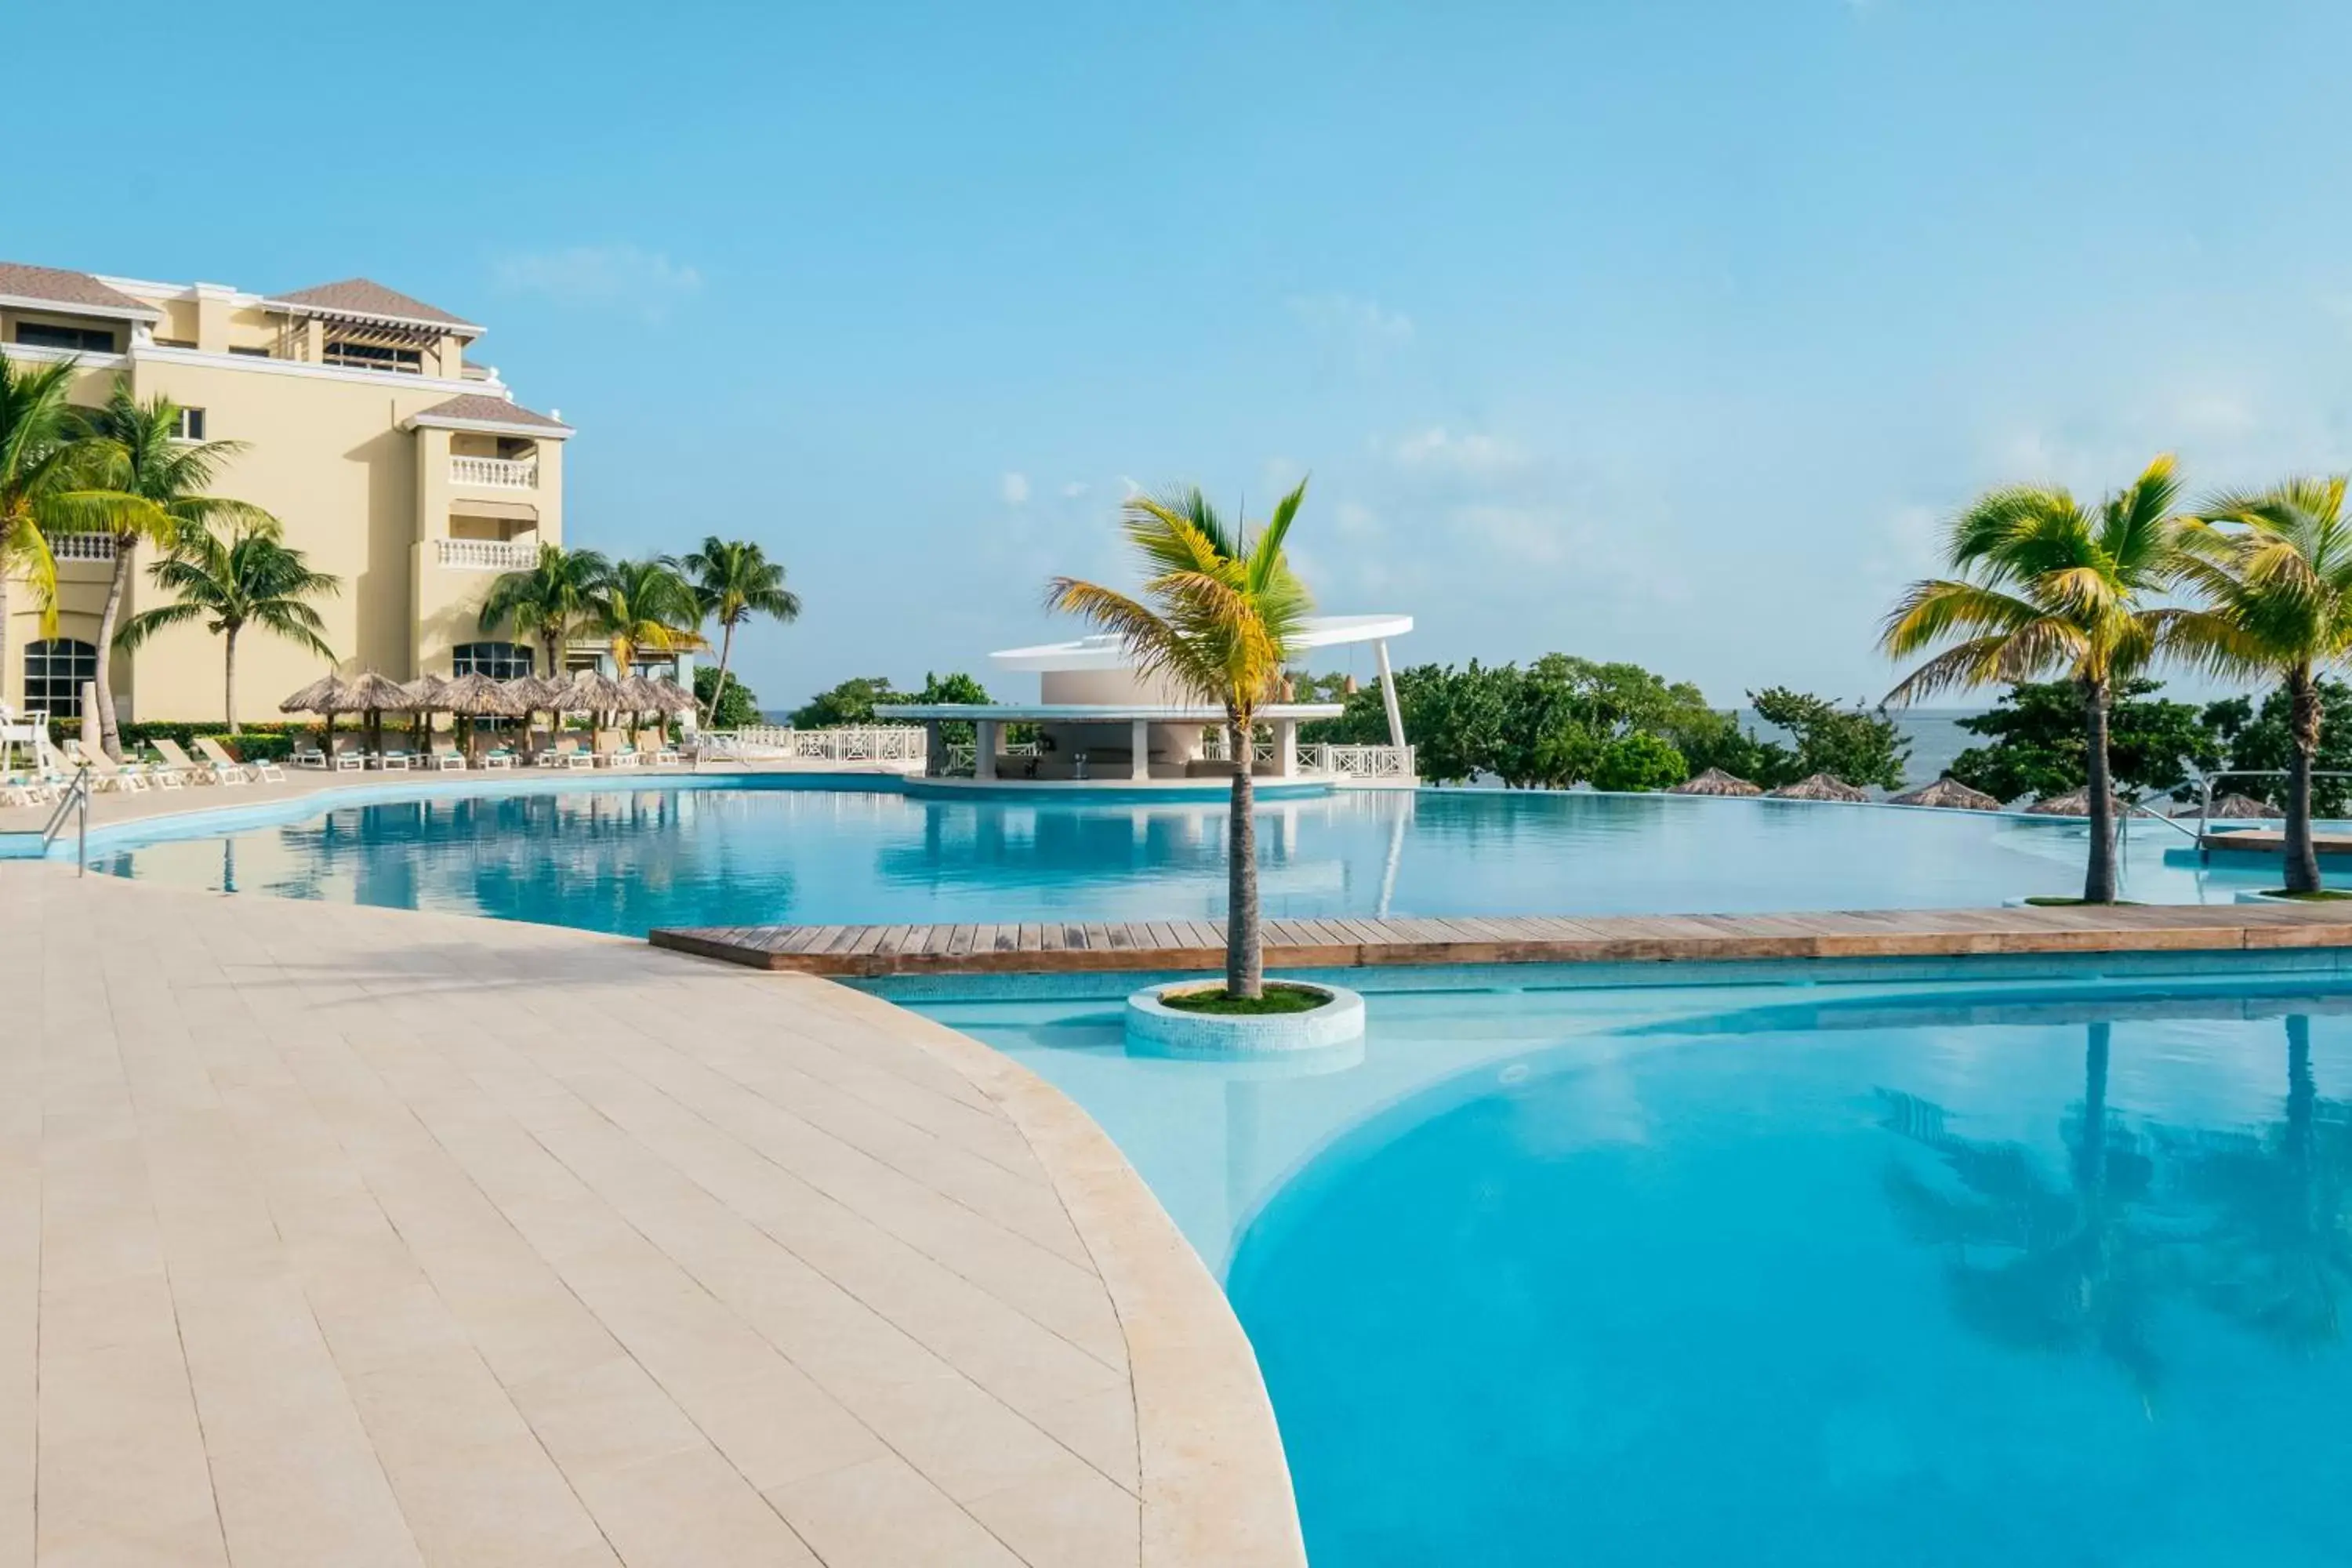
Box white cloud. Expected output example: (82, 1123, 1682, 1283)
(1288, 292, 1414, 367)
(490, 245, 703, 318)
(1383, 426, 1530, 479)
(1000, 472, 1031, 505)
(1334, 500, 1381, 540)
(1060, 481, 1088, 499)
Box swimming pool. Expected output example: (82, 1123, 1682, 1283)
(87, 777, 2302, 931)
(914, 966, 2352, 1567)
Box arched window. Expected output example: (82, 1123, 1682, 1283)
(451, 641, 534, 681)
(22, 639, 97, 717)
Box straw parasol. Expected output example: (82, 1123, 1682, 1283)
(2027, 786, 2125, 818)
(1889, 775, 2002, 811)
(438, 672, 527, 761)
(401, 673, 448, 751)
(2205, 792, 2274, 819)
(1768, 772, 1869, 803)
(341, 671, 412, 756)
(646, 678, 698, 717)
(561, 667, 628, 724)
(1669, 767, 1762, 797)
(279, 674, 347, 715)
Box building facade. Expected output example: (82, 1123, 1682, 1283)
(1, 261, 572, 724)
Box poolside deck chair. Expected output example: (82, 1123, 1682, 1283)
(154, 737, 238, 786)
(548, 737, 596, 771)
(189, 738, 254, 785)
(646, 739, 682, 767)
(477, 746, 517, 771)
(329, 735, 368, 771)
(593, 730, 640, 768)
(291, 739, 329, 769)
(427, 744, 468, 771)
(373, 747, 412, 771)
(66, 740, 147, 793)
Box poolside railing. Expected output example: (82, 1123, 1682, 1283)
(704, 725, 929, 763)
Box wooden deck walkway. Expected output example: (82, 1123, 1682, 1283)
(649, 903, 2352, 978)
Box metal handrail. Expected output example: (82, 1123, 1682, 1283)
(40, 763, 93, 874)
(2189, 768, 2352, 858)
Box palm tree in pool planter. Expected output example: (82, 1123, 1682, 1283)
(1880, 456, 2209, 903)
(1047, 479, 1313, 1000)
(114, 524, 339, 734)
(681, 536, 800, 724)
(2171, 478, 2352, 895)
(71, 383, 276, 758)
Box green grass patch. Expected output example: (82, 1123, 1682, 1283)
(2259, 887, 2352, 901)
(2022, 896, 2143, 906)
(1158, 982, 1331, 1015)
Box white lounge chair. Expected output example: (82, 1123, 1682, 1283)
(153, 737, 236, 786)
(66, 740, 146, 793)
(191, 738, 252, 785)
(328, 735, 367, 771)
(427, 744, 468, 771)
(373, 747, 413, 771)
(548, 737, 596, 771)
(291, 739, 329, 769)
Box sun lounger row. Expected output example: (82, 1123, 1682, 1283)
(286, 732, 684, 771)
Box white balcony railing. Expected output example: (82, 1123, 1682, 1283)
(450, 455, 539, 490)
(703, 725, 930, 764)
(434, 538, 539, 572)
(49, 533, 118, 561)
(1306, 742, 1416, 779)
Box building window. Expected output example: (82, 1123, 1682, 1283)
(171, 407, 206, 441)
(152, 337, 198, 350)
(21, 639, 98, 718)
(227, 345, 270, 358)
(12, 321, 117, 354)
(322, 339, 423, 374)
(451, 641, 534, 681)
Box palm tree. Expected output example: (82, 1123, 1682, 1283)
(1047, 481, 1312, 999)
(588, 556, 706, 673)
(2170, 479, 2352, 893)
(71, 382, 272, 758)
(480, 542, 610, 675)
(1880, 456, 2207, 902)
(114, 524, 338, 734)
(681, 536, 800, 722)
(1, 359, 154, 710)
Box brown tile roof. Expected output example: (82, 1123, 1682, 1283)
(0, 262, 157, 318)
(409, 394, 570, 432)
(268, 278, 478, 332)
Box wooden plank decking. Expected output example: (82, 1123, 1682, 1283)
(648, 903, 2352, 978)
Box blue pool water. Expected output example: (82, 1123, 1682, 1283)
(89, 778, 2292, 929)
(917, 971, 2352, 1567)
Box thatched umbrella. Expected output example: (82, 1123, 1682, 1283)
(342, 671, 412, 757)
(501, 676, 558, 758)
(2206, 792, 2274, 819)
(615, 675, 664, 749)
(401, 673, 448, 753)
(281, 673, 350, 750)
(1670, 767, 1762, 797)
(2027, 786, 2125, 818)
(438, 672, 526, 762)
(1769, 772, 1869, 803)
(561, 668, 628, 731)
(1889, 775, 2002, 811)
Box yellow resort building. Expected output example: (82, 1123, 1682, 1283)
(0, 260, 574, 724)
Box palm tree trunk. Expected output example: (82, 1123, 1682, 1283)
(91, 538, 134, 760)
(1225, 719, 1263, 998)
(2082, 678, 2118, 903)
(706, 620, 737, 723)
(223, 626, 239, 735)
(2285, 666, 2322, 895)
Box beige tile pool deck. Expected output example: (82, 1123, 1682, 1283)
(0, 862, 1305, 1566)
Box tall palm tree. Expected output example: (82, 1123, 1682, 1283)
(1881, 456, 2204, 902)
(2170, 478, 2352, 893)
(71, 382, 271, 758)
(589, 556, 706, 673)
(114, 524, 338, 734)
(1, 358, 154, 710)
(1047, 480, 1312, 998)
(681, 536, 800, 722)
(480, 542, 610, 675)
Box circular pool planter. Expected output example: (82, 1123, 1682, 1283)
(1124, 979, 1367, 1058)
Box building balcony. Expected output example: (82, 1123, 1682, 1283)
(434, 538, 538, 572)
(450, 455, 538, 490)
(49, 534, 119, 561)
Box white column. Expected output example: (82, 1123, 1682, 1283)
(976, 719, 997, 780)
(1130, 718, 1149, 780)
(1275, 717, 1298, 778)
(1374, 638, 1406, 750)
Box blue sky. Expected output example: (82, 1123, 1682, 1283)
(19, 1, 2352, 708)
